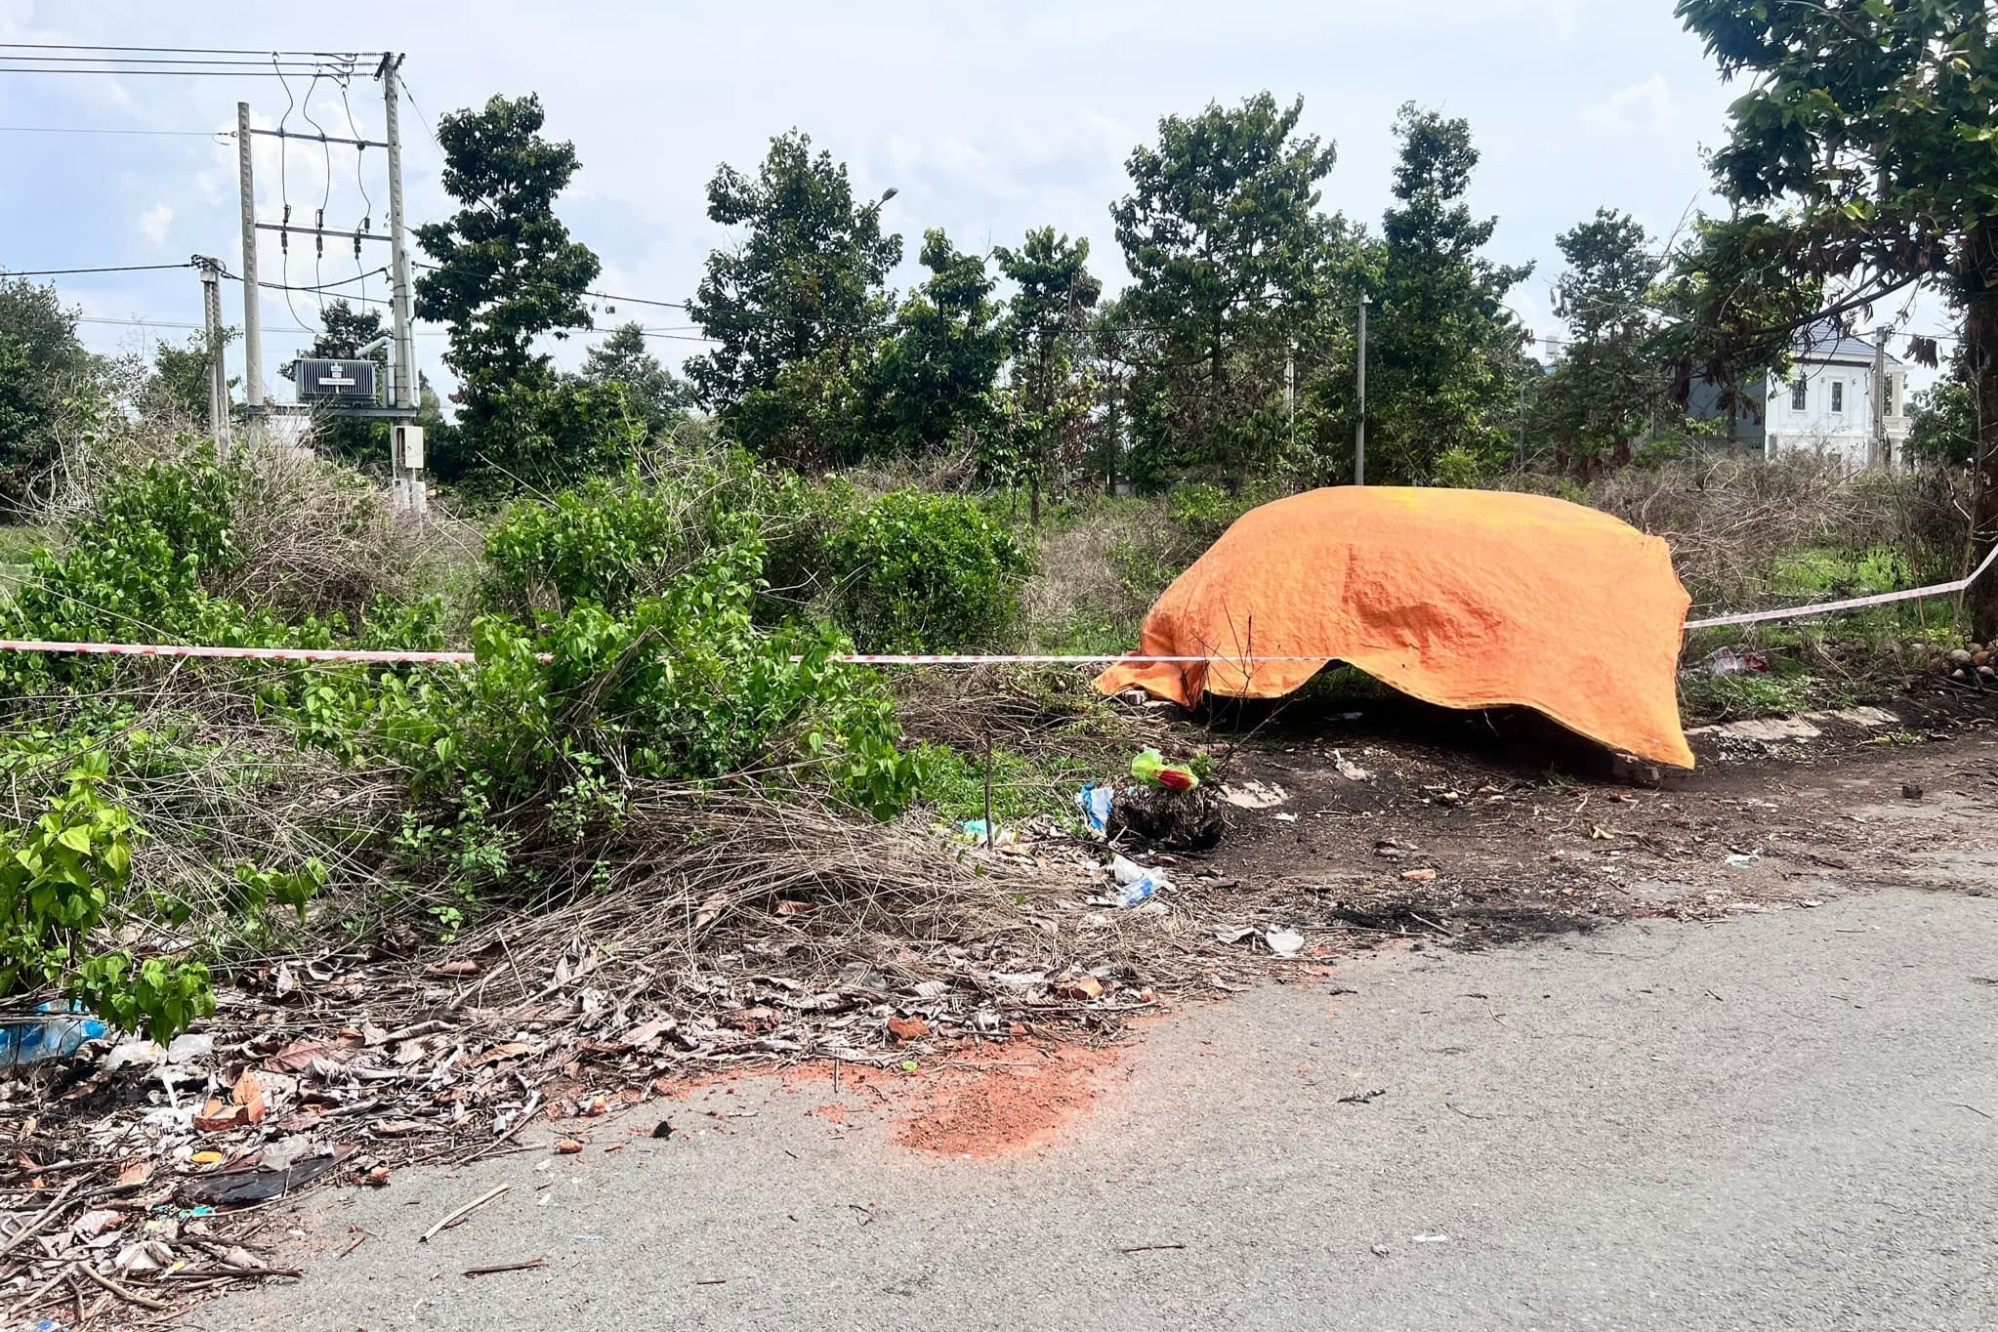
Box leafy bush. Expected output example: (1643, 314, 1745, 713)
(0, 755, 214, 1043)
(482, 452, 786, 624)
(824, 489, 1031, 650)
(0, 447, 282, 700)
(298, 539, 925, 854)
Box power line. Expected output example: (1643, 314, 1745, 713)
(0, 67, 346, 78)
(2, 261, 194, 277)
(0, 53, 342, 67)
(0, 42, 369, 56)
(0, 124, 230, 137)
(411, 259, 698, 314)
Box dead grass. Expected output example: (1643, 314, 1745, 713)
(1582, 453, 1970, 614)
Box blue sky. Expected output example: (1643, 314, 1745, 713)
(2, 0, 1766, 404)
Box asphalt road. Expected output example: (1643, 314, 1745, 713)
(223, 887, 1998, 1332)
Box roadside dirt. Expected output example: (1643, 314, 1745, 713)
(1149, 688, 1998, 957)
(13, 684, 1998, 1329)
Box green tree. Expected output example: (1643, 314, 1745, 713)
(1540, 208, 1665, 471)
(0, 277, 98, 508)
(870, 229, 1006, 461)
(137, 329, 237, 430)
(414, 93, 602, 483)
(284, 300, 389, 465)
(686, 130, 902, 462)
(1365, 104, 1533, 484)
(993, 227, 1102, 520)
(1676, 0, 1998, 632)
(1907, 341, 1975, 467)
(580, 322, 693, 439)
(1111, 92, 1338, 489)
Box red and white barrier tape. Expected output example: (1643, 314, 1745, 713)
(1681, 542, 1998, 629)
(1, 545, 1990, 669)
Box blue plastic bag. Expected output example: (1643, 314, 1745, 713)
(1076, 782, 1114, 836)
(0, 1001, 108, 1068)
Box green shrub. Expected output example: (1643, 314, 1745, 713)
(0, 754, 215, 1044)
(297, 540, 925, 840)
(824, 489, 1032, 651)
(481, 453, 784, 624)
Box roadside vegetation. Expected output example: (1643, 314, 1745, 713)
(5, 0, 1997, 1047)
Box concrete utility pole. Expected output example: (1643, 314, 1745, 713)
(1870, 326, 1891, 470)
(236, 101, 264, 413)
(1285, 338, 1297, 454)
(194, 256, 228, 444)
(1355, 295, 1370, 485)
(379, 52, 424, 515)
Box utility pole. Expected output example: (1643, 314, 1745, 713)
(194, 256, 228, 445)
(1870, 325, 1890, 470)
(1355, 295, 1369, 485)
(236, 101, 264, 414)
(1284, 338, 1297, 456)
(378, 52, 424, 515)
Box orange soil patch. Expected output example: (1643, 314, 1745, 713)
(895, 1046, 1119, 1158)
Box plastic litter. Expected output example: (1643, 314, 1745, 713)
(1, 1001, 108, 1068)
(1076, 782, 1114, 836)
(1724, 852, 1758, 869)
(1106, 854, 1169, 907)
(1131, 748, 1200, 792)
(1703, 647, 1771, 676)
(1264, 928, 1305, 957)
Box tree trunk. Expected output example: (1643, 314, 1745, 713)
(1968, 223, 1998, 641)
(1030, 470, 1042, 528)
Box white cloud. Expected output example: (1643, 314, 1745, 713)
(1584, 73, 1677, 139)
(137, 202, 173, 247)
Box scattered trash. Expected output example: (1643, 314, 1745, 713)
(553, 1138, 584, 1156)
(1800, 899, 1823, 908)
(1333, 751, 1373, 781)
(1131, 748, 1199, 792)
(1076, 782, 1114, 836)
(1219, 780, 1289, 809)
(1724, 853, 1758, 870)
(1273, 812, 1299, 823)
(1213, 925, 1257, 945)
(1902, 783, 1924, 801)
(961, 819, 991, 841)
(1702, 646, 1770, 676)
(1, 1001, 107, 1068)
(886, 1015, 929, 1043)
(651, 1121, 675, 1140)
(1264, 929, 1306, 957)
(1053, 975, 1105, 1002)
(1104, 854, 1169, 908)
(1412, 1233, 1451, 1243)
(1338, 1088, 1387, 1105)
(1370, 1243, 1391, 1256)
(1399, 868, 1437, 883)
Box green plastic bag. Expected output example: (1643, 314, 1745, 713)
(1131, 748, 1199, 792)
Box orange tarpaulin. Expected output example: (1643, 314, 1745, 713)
(1093, 486, 1696, 768)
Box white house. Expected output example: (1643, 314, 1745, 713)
(1690, 324, 1911, 469)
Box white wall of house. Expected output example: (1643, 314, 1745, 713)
(1764, 357, 1909, 468)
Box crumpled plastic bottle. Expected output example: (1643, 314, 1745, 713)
(1108, 853, 1169, 907)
